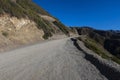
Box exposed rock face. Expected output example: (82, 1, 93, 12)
(0, 14, 44, 52)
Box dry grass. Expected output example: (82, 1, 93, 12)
(78, 36, 120, 64)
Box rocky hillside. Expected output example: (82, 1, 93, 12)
(71, 27, 120, 63)
(0, 0, 72, 52)
(0, 0, 70, 38)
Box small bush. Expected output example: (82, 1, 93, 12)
(43, 32, 52, 39)
(2, 31, 9, 37)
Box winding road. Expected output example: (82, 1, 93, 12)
(0, 38, 108, 80)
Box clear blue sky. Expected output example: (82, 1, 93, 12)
(33, 0, 120, 30)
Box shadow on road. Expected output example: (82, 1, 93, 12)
(71, 38, 120, 80)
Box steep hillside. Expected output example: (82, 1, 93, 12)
(0, 0, 71, 52)
(72, 27, 120, 63)
(0, 0, 70, 39)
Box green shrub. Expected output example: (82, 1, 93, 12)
(2, 31, 9, 37)
(43, 32, 52, 39)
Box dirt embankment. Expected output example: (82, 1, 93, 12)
(0, 14, 44, 52)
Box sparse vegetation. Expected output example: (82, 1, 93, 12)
(78, 37, 120, 64)
(53, 21, 69, 35)
(83, 38, 110, 59)
(75, 27, 120, 62)
(0, 0, 69, 39)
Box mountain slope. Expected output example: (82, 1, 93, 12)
(0, 0, 72, 52)
(72, 27, 120, 64)
(0, 0, 70, 38)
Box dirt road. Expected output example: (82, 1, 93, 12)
(0, 38, 108, 80)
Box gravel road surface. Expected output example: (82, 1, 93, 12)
(0, 38, 108, 80)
